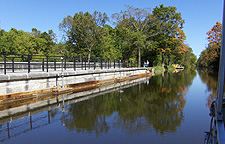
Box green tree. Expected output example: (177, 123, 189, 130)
(59, 11, 109, 60)
(94, 25, 122, 59)
(0, 28, 56, 58)
(152, 4, 185, 67)
(31, 28, 56, 56)
(112, 5, 159, 67)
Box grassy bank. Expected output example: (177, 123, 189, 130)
(147, 65, 176, 73)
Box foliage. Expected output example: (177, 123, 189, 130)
(153, 66, 165, 72)
(164, 65, 175, 69)
(0, 5, 196, 67)
(94, 25, 122, 59)
(112, 5, 155, 67)
(59, 11, 109, 60)
(151, 4, 186, 67)
(0, 28, 56, 57)
(197, 22, 222, 70)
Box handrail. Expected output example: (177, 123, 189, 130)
(0, 53, 139, 74)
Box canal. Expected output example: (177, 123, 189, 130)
(0, 69, 215, 144)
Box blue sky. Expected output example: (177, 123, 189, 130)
(0, 0, 223, 58)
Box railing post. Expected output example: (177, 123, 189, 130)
(4, 53, 6, 74)
(74, 57, 76, 71)
(81, 57, 83, 70)
(12, 57, 14, 72)
(54, 59, 56, 71)
(119, 60, 120, 69)
(89, 59, 90, 69)
(101, 58, 103, 69)
(61, 57, 63, 73)
(64, 56, 66, 70)
(105, 59, 107, 69)
(46, 56, 49, 72)
(114, 59, 115, 69)
(61, 57, 64, 88)
(85, 58, 87, 70)
(108, 59, 109, 69)
(94, 58, 96, 70)
(128, 60, 129, 68)
(28, 55, 30, 73)
(42, 58, 44, 71)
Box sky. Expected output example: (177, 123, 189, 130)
(0, 0, 223, 58)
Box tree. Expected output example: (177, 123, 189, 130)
(59, 11, 109, 60)
(0, 29, 10, 53)
(112, 5, 159, 67)
(0, 28, 56, 58)
(197, 22, 222, 70)
(95, 25, 122, 59)
(206, 21, 222, 56)
(152, 4, 185, 67)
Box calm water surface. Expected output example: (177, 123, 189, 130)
(0, 69, 216, 144)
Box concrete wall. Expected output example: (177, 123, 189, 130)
(0, 68, 148, 95)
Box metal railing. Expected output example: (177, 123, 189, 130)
(0, 53, 138, 74)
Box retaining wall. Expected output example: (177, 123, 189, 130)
(0, 68, 148, 95)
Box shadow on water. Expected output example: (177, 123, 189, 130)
(0, 68, 198, 143)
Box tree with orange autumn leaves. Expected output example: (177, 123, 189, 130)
(197, 22, 222, 70)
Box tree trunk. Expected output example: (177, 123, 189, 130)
(161, 52, 164, 68)
(138, 47, 141, 67)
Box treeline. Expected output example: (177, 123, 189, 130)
(0, 28, 57, 56)
(197, 22, 222, 70)
(0, 4, 196, 67)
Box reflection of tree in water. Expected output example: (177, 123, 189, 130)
(115, 69, 195, 134)
(62, 69, 196, 135)
(62, 97, 111, 136)
(197, 69, 218, 107)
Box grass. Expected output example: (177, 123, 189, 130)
(147, 65, 175, 72)
(152, 66, 164, 71)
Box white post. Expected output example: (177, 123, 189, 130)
(61, 57, 64, 89)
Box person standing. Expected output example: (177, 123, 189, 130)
(147, 60, 149, 68)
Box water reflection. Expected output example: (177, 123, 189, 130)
(197, 69, 219, 107)
(0, 69, 198, 143)
(62, 69, 197, 135)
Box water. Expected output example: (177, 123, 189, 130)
(0, 69, 215, 144)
